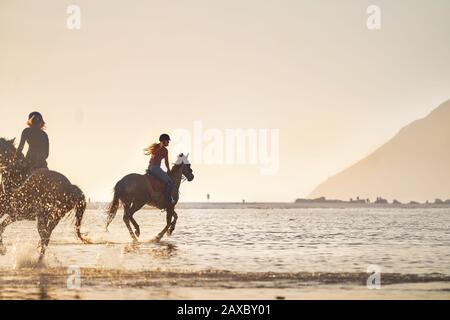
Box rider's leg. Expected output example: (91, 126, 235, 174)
(149, 165, 174, 203)
(26, 155, 48, 174)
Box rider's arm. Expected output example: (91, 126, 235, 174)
(16, 129, 28, 157)
(164, 149, 170, 173)
(42, 131, 49, 159)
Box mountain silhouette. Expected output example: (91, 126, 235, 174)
(310, 99, 450, 202)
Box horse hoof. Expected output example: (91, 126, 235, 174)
(135, 230, 140, 238)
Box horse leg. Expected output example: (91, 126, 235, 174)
(37, 214, 60, 263)
(123, 203, 138, 243)
(129, 217, 140, 238)
(155, 208, 174, 242)
(0, 215, 15, 255)
(167, 210, 178, 236)
(128, 200, 146, 238)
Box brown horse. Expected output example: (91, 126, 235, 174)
(0, 138, 89, 261)
(106, 153, 194, 242)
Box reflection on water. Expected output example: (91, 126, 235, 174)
(38, 273, 50, 300)
(122, 240, 178, 259)
(146, 241, 178, 259)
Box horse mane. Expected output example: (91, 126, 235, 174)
(0, 137, 27, 189)
(0, 137, 16, 150)
(169, 162, 182, 176)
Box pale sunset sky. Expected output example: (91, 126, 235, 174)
(1, 0, 449, 202)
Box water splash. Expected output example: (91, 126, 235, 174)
(96, 245, 124, 269)
(11, 243, 44, 269)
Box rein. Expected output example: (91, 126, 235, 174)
(168, 165, 187, 199)
(170, 166, 184, 186)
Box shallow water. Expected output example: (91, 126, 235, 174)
(0, 207, 449, 299)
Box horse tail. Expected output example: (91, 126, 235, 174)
(71, 185, 90, 244)
(106, 181, 122, 230)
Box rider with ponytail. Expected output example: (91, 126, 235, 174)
(145, 134, 175, 204)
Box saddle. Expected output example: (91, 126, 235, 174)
(144, 172, 167, 209)
(146, 174, 165, 193)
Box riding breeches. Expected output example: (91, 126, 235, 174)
(147, 165, 174, 203)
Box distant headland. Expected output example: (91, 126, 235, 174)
(310, 99, 450, 203)
(294, 196, 450, 207)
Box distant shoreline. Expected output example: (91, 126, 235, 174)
(86, 201, 450, 210)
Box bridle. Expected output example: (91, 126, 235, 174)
(171, 164, 185, 184)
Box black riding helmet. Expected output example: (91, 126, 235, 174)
(29, 111, 43, 120)
(159, 133, 171, 142)
(28, 111, 45, 127)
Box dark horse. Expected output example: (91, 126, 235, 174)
(0, 138, 89, 261)
(106, 153, 194, 242)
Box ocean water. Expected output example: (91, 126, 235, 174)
(0, 207, 449, 299)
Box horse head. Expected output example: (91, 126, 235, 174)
(172, 153, 194, 182)
(0, 138, 17, 171)
(0, 138, 28, 192)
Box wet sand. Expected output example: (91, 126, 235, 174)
(1, 267, 449, 300)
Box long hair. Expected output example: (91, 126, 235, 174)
(144, 143, 160, 156)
